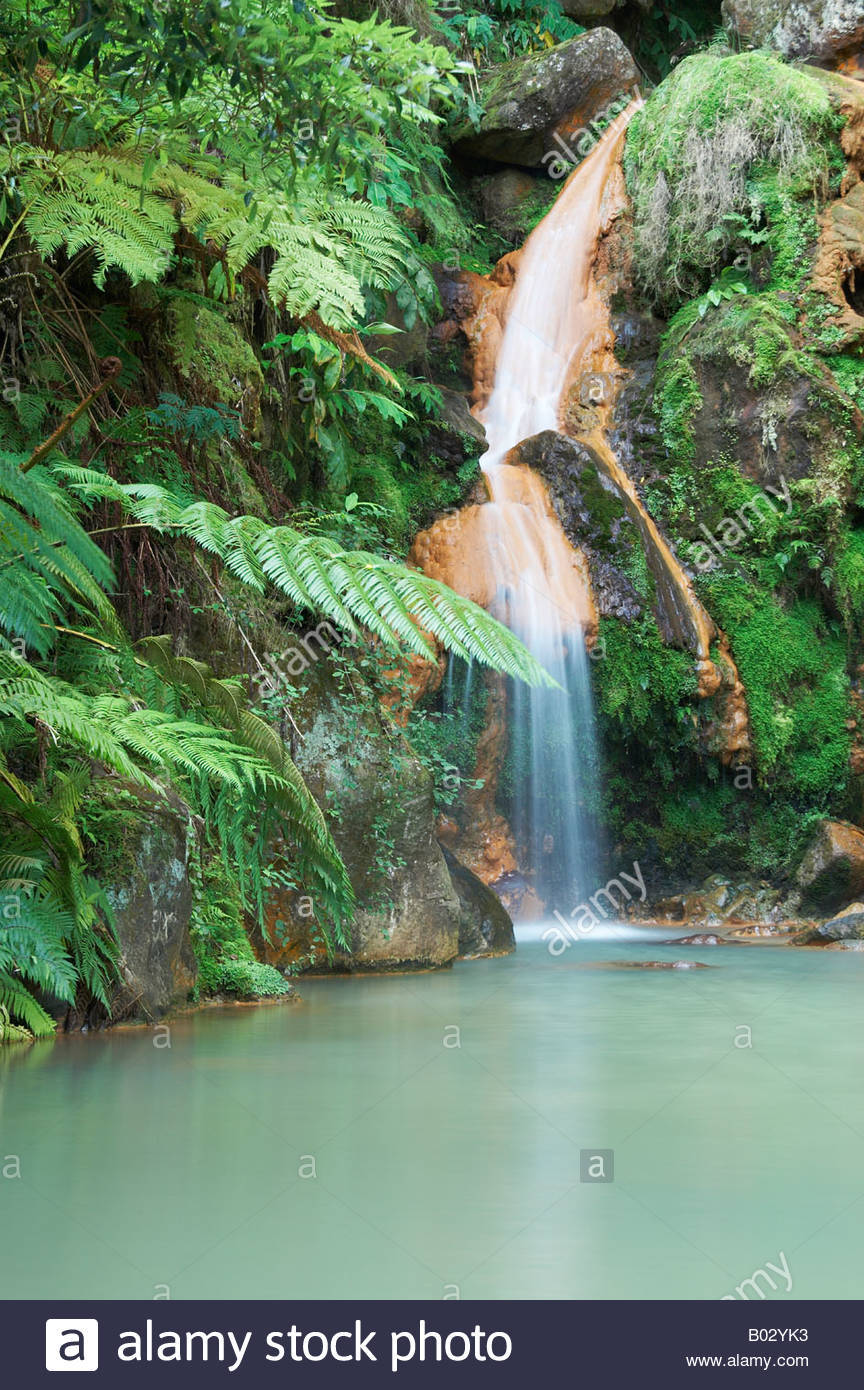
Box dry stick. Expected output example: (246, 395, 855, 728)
(20, 357, 122, 474)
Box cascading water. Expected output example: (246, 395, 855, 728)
(469, 108, 641, 912)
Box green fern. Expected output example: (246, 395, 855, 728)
(0, 454, 114, 656)
(60, 467, 554, 686)
(1, 145, 412, 328)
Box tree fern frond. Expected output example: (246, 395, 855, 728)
(57, 471, 554, 687)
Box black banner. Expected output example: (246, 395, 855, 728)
(3, 1300, 849, 1386)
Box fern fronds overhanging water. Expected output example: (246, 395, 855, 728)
(0, 438, 549, 1036)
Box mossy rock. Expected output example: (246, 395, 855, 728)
(253, 661, 463, 972)
(624, 49, 843, 306)
(721, 0, 864, 64)
(511, 430, 643, 621)
(166, 295, 264, 430)
(451, 28, 638, 168)
(795, 819, 864, 912)
(654, 292, 860, 497)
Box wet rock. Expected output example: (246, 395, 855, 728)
(106, 787, 197, 1020)
(664, 932, 728, 945)
(451, 29, 639, 169)
(253, 664, 462, 973)
(796, 913, 864, 943)
(512, 430, 643, 623)
(442, 846, 516, 957)
(473, 168, 553, 243)
(795, 898, 864, 943)
(795, 819, 864, 913)
(435, 386, 487, 446)
(731, 921, 800, 937)
(584, 958, 714, 969)
(811, 176, 864, 353)
(435, 672, 518, 887)
(652, 876, 785, 928)
(721, 0, 864, 65)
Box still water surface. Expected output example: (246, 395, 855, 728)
(2, 930, 863, 1299)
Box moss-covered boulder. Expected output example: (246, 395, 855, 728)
(654, 293, 860, 495)
(166, 294, 264, 430)
(451, 29, 639, 168)
(511, 430, 643, 622)
(254, 664, 463, 972)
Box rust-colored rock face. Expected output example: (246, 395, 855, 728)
(436, 672, 517, 887)
(811, 178, 864, 348)
(809, 72, 864, 346)
(416, 101, 758, 886)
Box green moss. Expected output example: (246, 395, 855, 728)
(834, 527, 864, 637)
(594, 613, 697, 736)
(625, 48, 842, 306)
(576, 459, 628, 544)
(831, 354, 864, 413)
(166, 293, 264, 421)
(704, 577, 851, 798)
(656, 350, 703, 464)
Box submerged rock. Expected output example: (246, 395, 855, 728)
(583, 959, 714, 969)
(451, 29, 639, 169)
(722, 0, 864, 65)
(442, 846, 516, 957)
(663, 932, 728, 945)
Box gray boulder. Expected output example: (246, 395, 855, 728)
(796, 904, 864, 944)
(253, 665, 463, 972)
(106, 788, 197, 1018)
(722, 0, 864, 63)
(451, 29, 639, 169)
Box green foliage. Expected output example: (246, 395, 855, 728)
(61, 466, 553, 685)
(704, 577, 851, 798)
(407, 659, 488, 812)
(265, 328, 413, 493)
(191, 859, 291, 1000)
(0, 403, 546, 1036)
(594, 614, 697, 742)
(0, 764, 118, 1040)
(629, 0, 720, 83)
(832, 527, 864, 639)
(0, 0, 463, 329)
(433, 0, 583, 68)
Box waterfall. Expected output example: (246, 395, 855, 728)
(471, 109, 640, 913)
